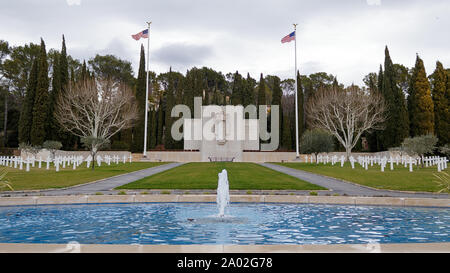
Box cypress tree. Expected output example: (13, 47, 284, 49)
(132, 45, 146, 152)
(257, 73, 266, 117)
(164, 67, 175, 149)
(156, 96, 164, 146)
(380, 46, 409, 149)
(271, 76, 283, 149)
(80, 60, 87, 81)
(149, 109, 156, 149)
(431, 61, 448, 145)
(184, 69, 195, 118)
(47, 52, 60, 141)
(30, 38, 49, 146)
(174, 76, 185, 149)
(242, 73, 255, 107)
(18, 58, 38, 144)
(57, 35, 74, 149)
(60, 35, 68, 90)
(409, 55, 434, 136)
(369, 64, 384, 151)
(281, 113, 292, 150)
(231, 71, 243, 105)
(296, 71, 304, 144)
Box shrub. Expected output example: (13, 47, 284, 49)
(402, 134, 438, 157)
(42, 140, 62, 159)
(300, 129, 334, 158)
(309, 191, 318, 196)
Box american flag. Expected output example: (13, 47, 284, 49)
(131, 29, 149, 40)
(281, 31, 295, 43)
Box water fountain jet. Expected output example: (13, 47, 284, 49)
(216, 169, 230, 217)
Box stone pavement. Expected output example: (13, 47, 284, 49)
(260, 163, 449, 198)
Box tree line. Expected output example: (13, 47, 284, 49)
(0, 37, 448, 153)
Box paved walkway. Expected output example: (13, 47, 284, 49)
(260, 163, 449, 198)
(1, 162, 184, 197)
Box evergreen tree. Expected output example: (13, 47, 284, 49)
(164, 67, 175, 149)
(409, 55, 434, 136)
(296, 71, 304, 146)
(281, 113, 292, 150)
(149, 109, 156, 149)
(80, 60, 87, 81)
(380, 46, 409, 149)
(18, 58, 38, 143)
(271, 76, 283, 148)
(156, 96, 164, 146)
(47, 52, 60, 141)
(430, 61, 449, 145)
(132, 45, 146, 152)
(184, 68, 197, 118)
(57, 35, 75, 149)
(257, 73, 266, 117)
(377, 65, 383, 94)
(368, 65, 385, 152)
(30, 38, 49, 146)
(212, 83, 220, 105)
(242, 73, 255, 107)
(60, 35, 68, 90)
(174, 75, 185, 149)
(230, 71, 243, 105)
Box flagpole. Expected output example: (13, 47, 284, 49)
(143, 21, 151, 158)
(294, 23, 300, 159)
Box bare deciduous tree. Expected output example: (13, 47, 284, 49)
(56, 78, 138, 168)
(306, 86, 386, 159)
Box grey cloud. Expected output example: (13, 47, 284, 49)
(151, 43, 213, 70)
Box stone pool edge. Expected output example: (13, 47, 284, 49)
(0, 242, 449, 253)
(0, 194, 449, 207)
(0, 195, 449, 253)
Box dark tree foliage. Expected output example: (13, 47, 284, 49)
(18, 58, 38, 143)
(408, 55, 434, 137)
(47, 51, 60, 141)
(30, 39, 49, 146)
(270, 76, 283, 147)
(296, 71, 304, 145)
(164, 67, 175, 149)
(230, 71, 243, 106)
(242, 73, 255, 107)
(257, 73, 266, 111)
(379, 46, 409, 149)
(88, 54, 134, 85)
(430, 61, 449, 145)
(131, 45, 146, 152)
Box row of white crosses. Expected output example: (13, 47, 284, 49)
(313, 154, 347, 167)
(0, 154, 133, 172)
(305, 154, 448, 172)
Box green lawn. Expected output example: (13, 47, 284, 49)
(276, 162, 450, 193)
(118, 162, 325, 190)
(1, 162, 167, 191)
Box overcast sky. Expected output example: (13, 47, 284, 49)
(1, 0, 449, 86)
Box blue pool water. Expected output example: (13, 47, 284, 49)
(0, 203, 448, 245)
